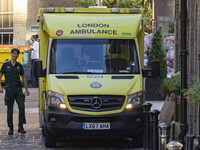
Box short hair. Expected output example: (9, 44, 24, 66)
(11, 48, 20, 55)
(32, 34, 38, 40)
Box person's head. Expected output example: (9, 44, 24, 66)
(30, 35, 38, 43)
(11, 48, 20, 61)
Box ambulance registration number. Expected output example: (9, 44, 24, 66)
(82, 122, 110, 130)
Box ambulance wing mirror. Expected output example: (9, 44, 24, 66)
(142, 60, 160, 78)
(33, 60, 45, 77)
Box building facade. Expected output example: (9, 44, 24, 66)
(0, 0, 13, 45)
(175, 0, 200, 148)
(0, 0, 81, 46)
(153, 0, 175, 33)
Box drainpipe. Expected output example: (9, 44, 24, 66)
(178, 0, 188, 147)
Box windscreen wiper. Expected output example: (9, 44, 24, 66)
(62, 72, 93, 74)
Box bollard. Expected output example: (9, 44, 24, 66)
(159, 123, 171, 150)
(143, 102, 152, 150)
(150, 109, 160, 150)
(194, 135, 200, 150)
(188, 135, 195, 150)
(166, 141, 183, 150)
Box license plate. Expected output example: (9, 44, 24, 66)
(82, 122, 110, 130)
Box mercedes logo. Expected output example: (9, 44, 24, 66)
(90, 97, 102, 109)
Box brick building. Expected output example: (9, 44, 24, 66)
(0, 0, 81, 80)
(175, 0, 200, 148)
(153, 0, 175, 33)
(0, 0, 81, 46)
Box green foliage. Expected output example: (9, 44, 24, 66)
(147, 25, 167, 79)
(144, 7, 152, 32)
(75, 0, 153, 32)
(103, 0, 117, 8)
(75, 0, 96, 8)
(184, 77, 200, 106)
(160, 72, 181, 99)
(115, 0, 142, 8)
(168, 21, 174, 33)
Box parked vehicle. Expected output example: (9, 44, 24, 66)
(0, 46, 25, 84)
(34, 7, 160, 147)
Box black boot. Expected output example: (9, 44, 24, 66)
(8, 127, 13, 135)
(18, 124, 26, 133)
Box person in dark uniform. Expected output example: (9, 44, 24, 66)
(0, 48, 30, 135)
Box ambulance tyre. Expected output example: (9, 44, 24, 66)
(41, 124, 45, 137)
(132, 132, 143, 148)
(44, 125, 56, 147)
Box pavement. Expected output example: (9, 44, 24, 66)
(0, 88, 164, 150)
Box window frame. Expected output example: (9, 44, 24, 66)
(48, 39, 140, 75)
(0, 0, 13, 45)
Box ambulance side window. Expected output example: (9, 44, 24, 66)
(49, 40, 57, 74)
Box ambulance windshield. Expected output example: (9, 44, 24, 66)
(49, 39, 140, 74)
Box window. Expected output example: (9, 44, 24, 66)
(49, 39, 140, 74)
(30, 25, 39, 33)
(0, 0, 13, 45)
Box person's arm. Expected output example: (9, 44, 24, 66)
(0, 73, 3, 93)
(22, 75, 30, 96)
(0, 64, 5, 93)
(24, 47, 33, 52)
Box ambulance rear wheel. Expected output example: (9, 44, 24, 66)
(44, 125, 56, 147)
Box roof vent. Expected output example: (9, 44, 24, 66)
(130, 8, 139, 13)
(89, 6, 107, 8)
(110, 8, 120, 13)
(65, 8, 74, 12)
(46, 7, 55, 12)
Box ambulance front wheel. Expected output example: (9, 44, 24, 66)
(44, 124, 56, 147)
(41, 124, 45, 137)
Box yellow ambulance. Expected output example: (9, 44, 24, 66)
(34, 7, 159, 148)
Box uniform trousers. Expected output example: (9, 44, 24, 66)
(4, 87, 26, 127)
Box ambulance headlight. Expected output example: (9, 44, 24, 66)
(47, 91, 65, 108)
(127, 91, 143, 106)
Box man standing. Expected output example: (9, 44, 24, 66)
(0, 48, 30, 135)
(24, 35, 39, 87)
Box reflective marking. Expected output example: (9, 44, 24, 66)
(0, 108, 39, 114)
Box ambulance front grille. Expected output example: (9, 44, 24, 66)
(68, 95, 125, 112)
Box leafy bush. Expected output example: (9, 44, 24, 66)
(75, 0, 153, 32)
(75, 0, 96, 8)
(160, 72, 181, 100)
(147, 25, 167, 79)
(168, 21, 174, 34)
(184, 77, 200, 106)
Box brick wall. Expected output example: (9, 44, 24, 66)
(40, 0, 81, 8)
(13, 0, 82, 46)
(187, 0, 199, 136)
(12, 0, 82, 80)
(195, 0, 200, 137)
(13, 0, 27, 46)
(175, 0, 200, 146)
(154, 0, 175, 33)
(26, 0, 81, 41)
(26, 0, 41, 41)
